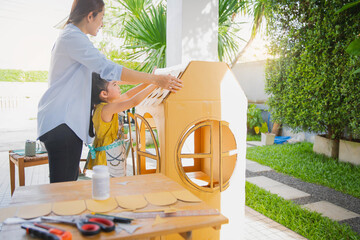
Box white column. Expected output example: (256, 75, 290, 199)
(166, 0, 218, 67)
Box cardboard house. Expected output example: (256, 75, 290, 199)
(128, 61, 247, 239)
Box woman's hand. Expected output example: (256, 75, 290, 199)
(120, 67, 182, 92)
(155, 74, 182, 92)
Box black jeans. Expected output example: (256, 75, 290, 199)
(39, 124, 83, 183)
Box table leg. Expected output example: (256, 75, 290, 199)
(9, 157, 15, 196)
(179, 231, 192, 240)
(18, 158, 25, 187)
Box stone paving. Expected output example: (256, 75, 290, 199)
(247, 175, 311, 200)
(246, 157, 360, 235)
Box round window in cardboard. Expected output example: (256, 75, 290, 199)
(176, 120, 237, 192)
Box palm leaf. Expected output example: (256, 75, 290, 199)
(116, 0, 152, 17)
(336, 0, 360, 13)
(218, 0, 246, 62)
(122, 4, 166, 72)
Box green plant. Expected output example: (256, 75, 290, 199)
(246, 181, 360, 239)
(102, 0, 246, 71)
(247, 134, 261, 141)
(246, 142, 360, 198)
(230, 0, 269, 66)
(247, 104, 263, 134)
(218, 0, 246, 63)
(259, 122, 268, 133)
(265, 0, 360, 141)
(337, 0, 360, 74)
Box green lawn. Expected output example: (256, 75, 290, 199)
(246, 182, 360, 239)
(246, 142, 360, 198)
(0, 69, 48, 82)
(247, 134, 261, 141)
(0, 69, 135, 92)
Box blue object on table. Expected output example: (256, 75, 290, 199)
(274, 136, 291, 144)
(12, 149, 47, 156)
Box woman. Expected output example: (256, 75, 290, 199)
(37, 0, 182, 183)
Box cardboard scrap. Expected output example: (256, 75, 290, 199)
(3, 217, 41, 225)
(52, 200, 86, 216)
(144, 192, 177, 206)
(85, 198, 118, 213)
(116, 181, 129, 186)
(0, 206, 18, 222)
(171, 190, 202, 203)
(152, 215, 168, 226)
(17, 203, 51, 219)
(116, 223, 142, 234)
(116, 195, 148, 210)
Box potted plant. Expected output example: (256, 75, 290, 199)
(260, 122, 275, 145)
(339, 125, 360, 165)
(247, 104, 263, 136)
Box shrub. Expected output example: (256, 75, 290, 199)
(265, 0, 360, 140)
(259, 122, 268, 134)
(247, 104, 263, 134)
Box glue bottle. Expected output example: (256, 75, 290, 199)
(92, 165, 110, 200)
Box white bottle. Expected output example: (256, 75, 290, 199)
(92, 165, 110, 200)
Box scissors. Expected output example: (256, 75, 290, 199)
(41, 216, 115, 236)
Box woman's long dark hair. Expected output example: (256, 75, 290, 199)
(66, 0, 105, 25)
(89, 72, 108, 137)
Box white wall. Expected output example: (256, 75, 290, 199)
(0, 0, 73, 71)
(0, 82, 47, 131)
(166, 0, 218, 67)
(232, 60, 268, 103)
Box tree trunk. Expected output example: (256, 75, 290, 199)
(271, 122, 281, 136)
(230, 36, 256, 68)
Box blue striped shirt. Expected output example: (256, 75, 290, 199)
(37, 23, 123, 144)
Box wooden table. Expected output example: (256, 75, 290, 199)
(2, 174, 228, 239)
(9, 150, 49, 196)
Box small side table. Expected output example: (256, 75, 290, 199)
(9, 151, 48, 196)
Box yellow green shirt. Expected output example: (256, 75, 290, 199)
(87, 102, 119, 169)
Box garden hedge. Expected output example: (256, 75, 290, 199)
(265, 0, 360, 140)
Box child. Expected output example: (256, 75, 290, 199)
(86, 72, 157, 177)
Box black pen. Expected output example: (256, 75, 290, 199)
(89, 212, 133, 223)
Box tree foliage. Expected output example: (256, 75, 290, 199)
(218, 0, 246, 62)
(102, 0, 244, 73)
(337, 0, 360, 74)
(265, 0, 360, 140)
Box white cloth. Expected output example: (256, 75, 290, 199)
(37, 24, 123, 144)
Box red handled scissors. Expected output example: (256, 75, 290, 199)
(41, 216, 115, 236)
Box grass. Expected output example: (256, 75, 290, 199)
(246, 181, 360, 240)
(246, 142, 360, 198)
(0, 69, 48, 82)
(247, 133, 261, 141)
(0, 69, 136, 93)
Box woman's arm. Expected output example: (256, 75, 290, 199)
(101, 85, 157, 122)
(120, 67, 182, 92)
(63, 31, 182, 91)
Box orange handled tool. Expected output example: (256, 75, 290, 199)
(21, 223, 72, 240)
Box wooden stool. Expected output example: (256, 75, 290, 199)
(9, 150, 48, 196)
